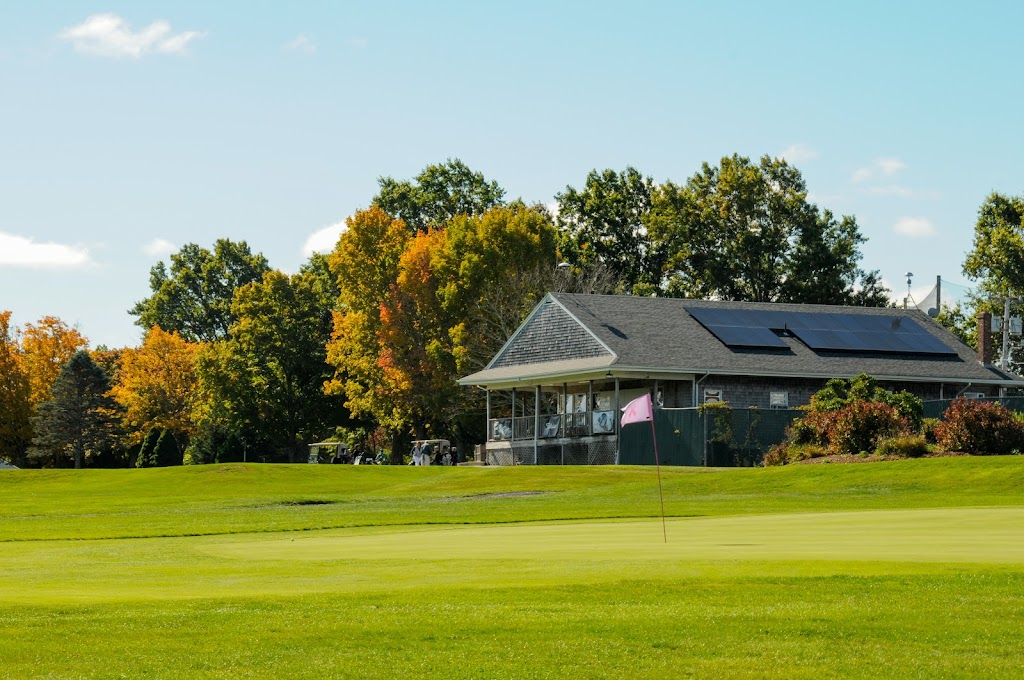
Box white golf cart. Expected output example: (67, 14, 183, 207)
(307, 441, 348, 464)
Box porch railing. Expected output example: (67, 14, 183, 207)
(487, 410, 616, 442)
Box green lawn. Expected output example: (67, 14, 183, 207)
(1, 458, 1023, 677)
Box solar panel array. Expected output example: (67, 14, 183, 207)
(684, 307, 958, 356)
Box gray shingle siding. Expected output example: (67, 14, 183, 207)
(491, 299, 611, 368)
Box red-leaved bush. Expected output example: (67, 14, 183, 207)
(935, 398, 1024, 455)
(790, 401, 908, 456)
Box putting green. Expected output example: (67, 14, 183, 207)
(201, 506, 1024, 564)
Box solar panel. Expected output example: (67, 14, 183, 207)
(685, 307, 788, 349)
(684, 306, 958, 356)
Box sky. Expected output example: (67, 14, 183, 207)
(2, 1, 1023, 348)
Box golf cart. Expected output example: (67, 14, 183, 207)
(307, 441, 348, 464)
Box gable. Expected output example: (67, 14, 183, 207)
(490, 298, 612, 368)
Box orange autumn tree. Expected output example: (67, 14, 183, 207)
(376, 228, 452, 435)
(20, 316, 88, 409)
(325, 207, 411, 438)
(111, 326, 199, 451)
(0, 311, 32, 465)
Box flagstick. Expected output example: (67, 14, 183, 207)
(650, 406, 667, 544)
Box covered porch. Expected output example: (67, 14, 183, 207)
(477, 370, 697, 465)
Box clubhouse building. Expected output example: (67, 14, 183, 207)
(458, 293, 1024, 466)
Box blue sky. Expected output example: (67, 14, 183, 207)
(2, 1, 1023, 347)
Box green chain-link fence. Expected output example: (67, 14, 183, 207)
(618, 407, 803, 467)
(618, 398, 1024, 468)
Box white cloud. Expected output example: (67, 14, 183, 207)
(303, 222, 347, 256)
(877, 158, 907, 176)
(0, 232, 92, 268)
(286, 33, 316, 53)
(893, 217, 936, 237)
(852, 157, 907, 183)
(143, 238, 176, 258)
(58, 13, 204, 58)
(778, 143, 818, 163)
(867, 185, 942, 200)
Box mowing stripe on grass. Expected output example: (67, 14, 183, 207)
(200, 507, 1024, 564)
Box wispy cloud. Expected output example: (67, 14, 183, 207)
(286, 33, 316, 54)
(778, 143, 818, 163)
(852, 157, 907, 183)
(349, 38, 369, 49)
(0, 232, 92, 268)
(303, 221, 347, 256)
(143, 238, 176, 258)
(893, 217, 936, 237)
(867, 185, 942, 200)
(58, 13, 204, 58)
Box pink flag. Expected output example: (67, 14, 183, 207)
(620, 393, 653, 426)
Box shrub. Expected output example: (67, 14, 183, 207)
(763, 443, 788, 466)
(827, 401, 909, 456)
(787, 444, 830, 462)
(875, 435, 929, 458)
(921, 418, 941, 445)
(762, 443, 830, 466)
(935, 398, 1024, 455)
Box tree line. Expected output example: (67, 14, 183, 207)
(2, 154, 899, 467)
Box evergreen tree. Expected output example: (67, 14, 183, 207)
(153, 429, 182, 467)
(136, 427, 161, 468)
(29, 351, 115, 469)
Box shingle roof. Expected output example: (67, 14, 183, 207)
(459, 293, 1024, 387)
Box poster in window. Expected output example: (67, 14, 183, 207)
(592, 410, 614, 434)
(574, 394, 587, 413)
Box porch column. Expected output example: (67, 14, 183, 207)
(511, 387, 516, 440)
(485, 389, 491, 440)
(533, 385, 540, 464)
(561, 382, 567, 465)
(614, 376, 620, 464)
(588, 380, 593, 435)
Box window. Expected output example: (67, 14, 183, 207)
(769, 391, 789, 409)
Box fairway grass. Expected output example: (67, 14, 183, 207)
(2, 458, 1023, 677)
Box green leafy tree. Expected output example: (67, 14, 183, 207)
(963, 192, 1024, 293)
(647, 154, 887, 305)
(962, 192, 1024, 371)
(130, 239, 271, 342)
(204, 266, 346, 462)
(29, 351, 116, 469)
(556, 167, 659, 293)
(374, 159, 506, 233)
(936, 302, 977, 349)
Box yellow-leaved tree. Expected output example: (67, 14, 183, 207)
(110, 326, 199, 451)
(325, 207, 411, 444)
(20, 316, 88, 409)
